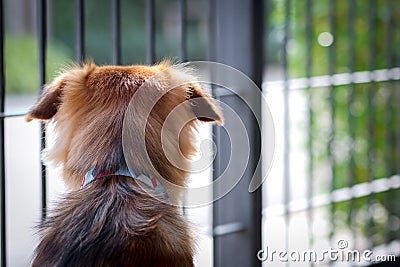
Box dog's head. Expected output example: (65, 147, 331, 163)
(27, 61, 223, 190)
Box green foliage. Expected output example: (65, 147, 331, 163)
(5, 35, 72, 94)
(4, 0, 208, 97)
(269, 0, 400, 246)
(49, 0, 207, 65)
(269, 0, 399, 76)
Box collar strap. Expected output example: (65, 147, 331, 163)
(80, 167, 166, 194)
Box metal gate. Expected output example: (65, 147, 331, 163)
(0, 0, 399, 266)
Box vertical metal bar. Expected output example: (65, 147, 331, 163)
(207, 0, 216, 63)
(37, 0, 47, 220)
(146, 0, 155, 65)
(211, 0, 263, 266)
(328, 0, 336, 255)
(208, 0, 218, 262)
(283, 0, 291, 263)
(305, 0, 314, 263)
(178, 0, 187, 212)
(347, 0, 357, 250)
(0, 0, 6, 265)
(112, 0, 121, 65)
(75, 0, 85, 63)
(383, 0, 394, 244)
(366, 0, 376, 248)
(250, 2, 263, 266)
(178, 0, 187, 62)
(397, 0, 400, 242)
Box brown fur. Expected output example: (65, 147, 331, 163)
(26, 61, 223, 267)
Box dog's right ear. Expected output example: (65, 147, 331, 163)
(25, 78, 65, 122)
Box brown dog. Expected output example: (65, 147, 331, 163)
(26, 61, 223, 267)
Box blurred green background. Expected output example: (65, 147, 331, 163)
(4, 0, 209, 94)
(267, 0, 400, 248)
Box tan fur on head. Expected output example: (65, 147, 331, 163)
(27, 61, 223, 266)
(27, 61, 223, 190)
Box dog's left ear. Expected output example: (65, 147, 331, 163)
(187, 84, 223, 125)
(25, 78, 65, 122)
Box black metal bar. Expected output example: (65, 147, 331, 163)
(207, 0, 216, 62)
(305, 0, 314, 263)
(251, 0, 264, 84)
(179, 0, 187, 211)
(75, 0, 85, 63)
(37, 0, 47, 220)
(178, 0, 187, 62)
(112, 0, 121, 65)
(0, 0, 6, 265)
(146, 0, 155, 65)
(366, 0, 377, 248)
(208, 0, 219, 263)
(328, 1, 336, 254)
(347, 0, 357, 250)
(283, 1, 291, 265)
(0, 113, 26, 119)
(250, 2, 263, 266)
(397, 0, 400, 243)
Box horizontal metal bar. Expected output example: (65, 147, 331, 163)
(263, 67, 400, 92)
(213, 222, 246, 237)
(0, 112, 26, 119)
(263, 175, 400, 218)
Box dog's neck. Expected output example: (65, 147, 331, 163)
(80, 167, 166, 195)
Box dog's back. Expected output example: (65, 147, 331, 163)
(33, 176, 194, 267)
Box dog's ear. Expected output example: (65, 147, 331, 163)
(187, 85, 223, 125)
(25, 78, 65, 122)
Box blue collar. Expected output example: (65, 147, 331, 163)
(80, 167, 166, 194)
